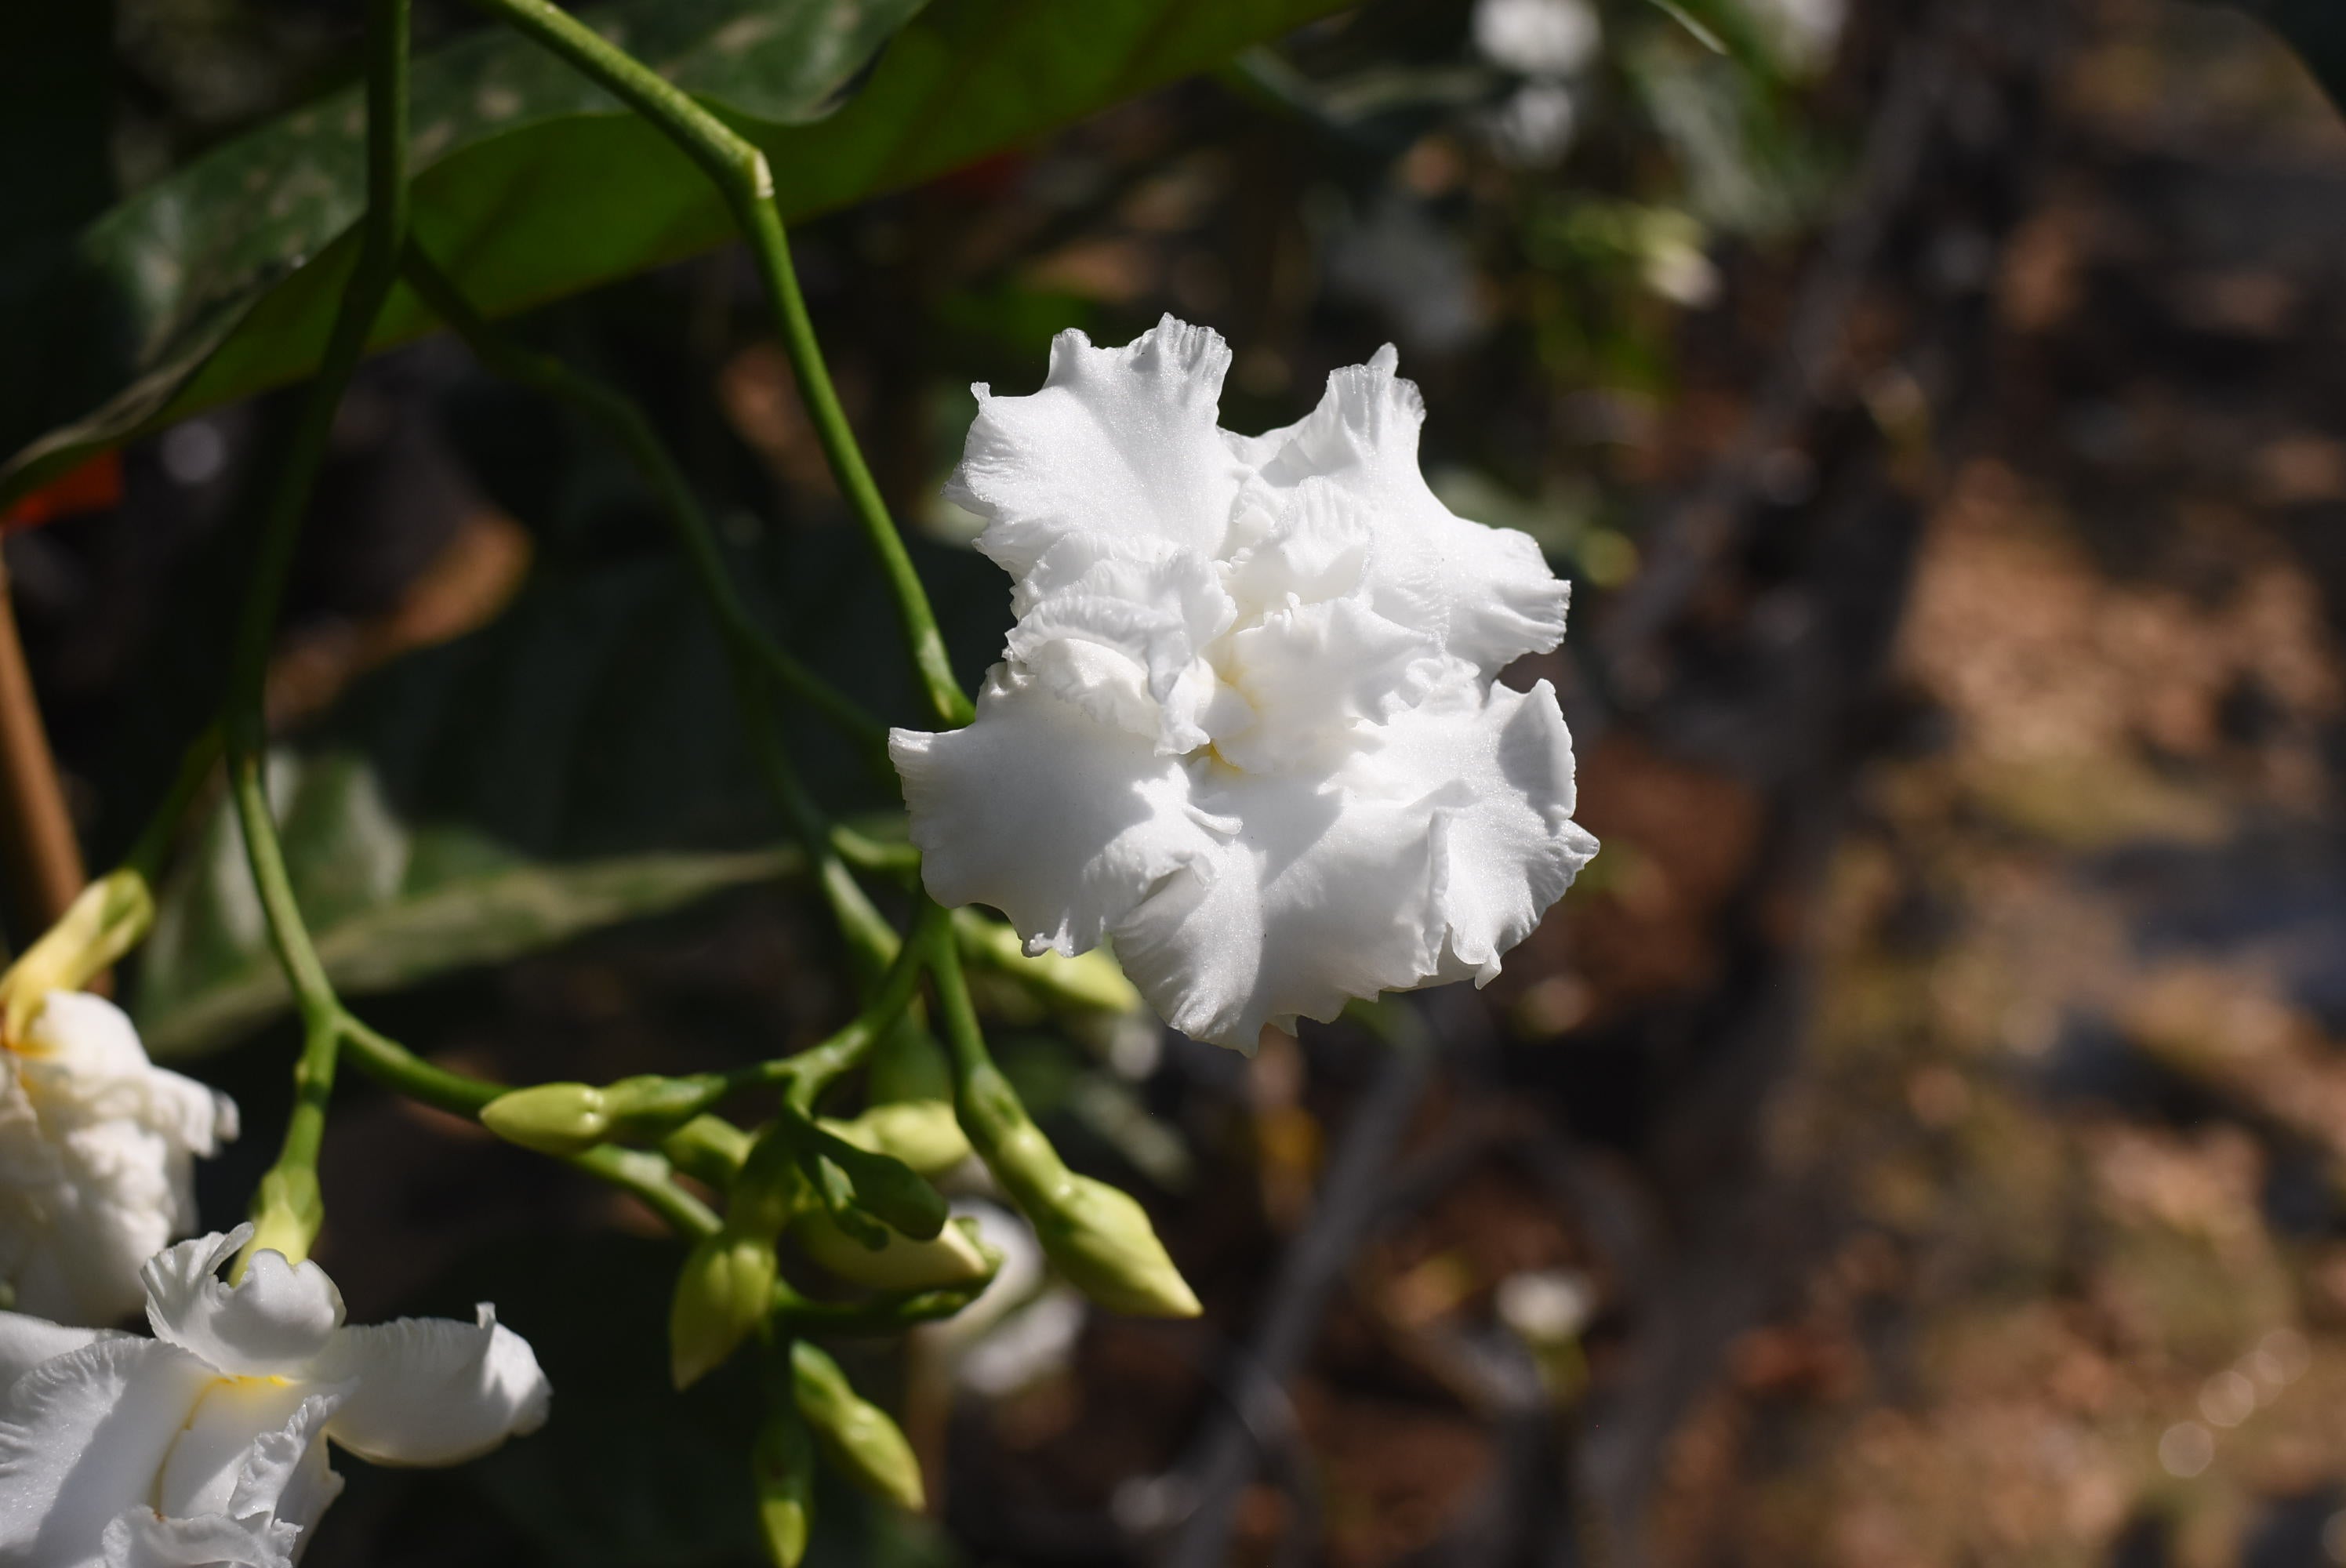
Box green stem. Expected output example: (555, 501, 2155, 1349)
(399, 238, 901, 981)
(224, 0, 411, 1266)
(400, 243, 885, 758)
(461, 0, 971, 729)
(576, 1145, 721, 1238)
(339, 1011, 499, 1116)
(122, 724, 222, 884)
(771, 895, 945, 1110)
(924, 892, 994, 1087)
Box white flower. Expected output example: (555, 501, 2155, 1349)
(892, 318, 1598, 1048)
(0, 1225, 550, 1567)
(1484, 81, 1581, 168)
(1473, 0, 1602, 78)
(0, 993, 237, 1326)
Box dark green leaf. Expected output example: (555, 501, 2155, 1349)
(0, 0, 1353, 508)
(136, 746, 801, 1056)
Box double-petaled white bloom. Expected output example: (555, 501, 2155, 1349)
(892, 317, 1598, 1049)
(0, 993, 236, 1326)
(0, 1225, 550, 1567)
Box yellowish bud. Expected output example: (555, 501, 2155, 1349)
(1026, 1167, 1200, 1318)
(798, 1210, 997, 1292)
(961, 1065, 1197, 1318)
(821, 1100, 970, 1178)
(790, 1341, 925, 1512)
(238, 1168, 323, 1276)
(670, 1232, 779, 1389)
(0, 869, 155, 1045)
(480, 1083, 610, 1155)
(752, 1398, 815, 1568)
(955, 910, 1143, 1016)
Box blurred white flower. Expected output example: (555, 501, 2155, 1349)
(1473, 0, 1602, 77)
(1484, 81, 1581, 168)
(924, 1201, 1085, 1399)
(1746, 0, 1845, 73)
(0, 1225, 550, 1567)
(893, 317, 1598, 1049)
(1321, 195, 1490, 353)
(0, 993, 237, 1326)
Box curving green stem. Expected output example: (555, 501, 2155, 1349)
(399, 243, 886, 760)
(225, 0, 412, 1268)
(399, 239, 900, 981)
(122, 724, 223, 884)
(460, 0, 972, 730)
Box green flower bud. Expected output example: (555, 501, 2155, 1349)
(482, 1073, 726, 1156)
(663, 1115, 753, 1186)
(822, 1101, 970, 1179)
(670, 1232, 779, 1388)
(961, 1064, 1198, 1318)
(480, 1083, 610, 1155)
(790, 1341, 925, 1512)
(753, 1395, 815, 1568)
(1026, 1167, 1200, 1318)
(0, 869, 154, 1044)
(799, 1210, 999, 1293)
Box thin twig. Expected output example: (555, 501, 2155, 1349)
(0, 554, 85, 935)
(1599, 24, 1955, 694)
(1160, 1003, 1444, 1568)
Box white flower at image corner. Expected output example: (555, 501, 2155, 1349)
(0, 1225, 550, 1568)
(0, 992, 238, 1327)
(891, 317, 1600, 1050)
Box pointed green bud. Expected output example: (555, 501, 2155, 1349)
(959, 1064, 1198, 1318)
(753, 1394, 815, 1567)
(483, 1073, 728, 1156)
(1026, 1167, 1200, 1318)
(800, 1210, 999, 1293)
(790, 1341, 925, 1512)
(823, 1101, 971, 1178)
(670, 1231, 779, 1388)
(480, 1083, 611, 1155)
(0, 869, 155, 1044)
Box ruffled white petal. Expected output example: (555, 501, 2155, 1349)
(100, 1508, 296, 1568)
(0, 1337, 212, 1568)
(1112, 770, 1444, 1044)
(1233, 347, 1569, 673)
(1356, 677, 1597, 984)
(143, 1231, 343, 1379)
(892, 670, 1222, 960)
(948, 315, 1247, 582)
(307, 1306, 550, 1466)
(0, 1312, 112, 1392)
